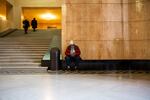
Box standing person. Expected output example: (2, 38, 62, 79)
(65, 40, 81, 70)
(23, 19, 30, 34)
(31, 18, 37, 31)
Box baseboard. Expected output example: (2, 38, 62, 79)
(41, 60, 150, 71)
(0, 28, 17, 37)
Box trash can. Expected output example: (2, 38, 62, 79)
(49, 47, 60, 70)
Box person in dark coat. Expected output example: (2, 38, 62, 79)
(31, 18, 37, 31)
(65, 40, 81, 70)
(23, 19, 30, 34)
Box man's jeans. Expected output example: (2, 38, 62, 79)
(65, 56, 81, 67)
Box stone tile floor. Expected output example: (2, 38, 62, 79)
(0, 71, 150, 100)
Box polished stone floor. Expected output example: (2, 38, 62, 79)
(0, 72, 150, 100)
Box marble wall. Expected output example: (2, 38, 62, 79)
(0, 0, 13, 32)
(0, 0, 7, 32)
(62, 0, 150, 59)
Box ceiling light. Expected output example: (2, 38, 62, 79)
(0, 15, 6, 20)
(40, 13, 57, 20)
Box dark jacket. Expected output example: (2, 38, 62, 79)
(31, 19, 37, 28)
(23, 20, 30, 28)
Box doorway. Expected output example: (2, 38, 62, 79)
(22, 7, 61, 29)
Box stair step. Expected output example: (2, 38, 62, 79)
(0, 58, 40, 60)
(0, 60, 40, 62)
(0, 48, 48, 51)
(0, 62, 41, 68)
(0, 51, 46, 53)
(0, 56, 43, 59)
(0, 39, 51, 42)
(0, 53, 44, 56)
(0, 42, 49, 44)
(0, 46, 48, 49)
(0, 62, 40, 64)
(0, 45, 49, 47)
(0, 67, 48, 74)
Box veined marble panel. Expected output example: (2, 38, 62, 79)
(99, 40, 124, 59)
(63, 40, 150, 59)
(102, 0, 121, 3)
(124, 40, 149, 59)
(102, 4, 122, 21)
(66, 4, 102, 22)
(64, 40, 124, 59)
(65, 0, 101, 4)
(71, 41, 101, 59)
(123, 3, 149, 21)
(101, 22, 123, 40)
(123, 21, 150, 40)
(66, 22, 102, 40)
(123, 0, 149, 3)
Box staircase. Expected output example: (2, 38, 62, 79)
(0, 29, 57, 73)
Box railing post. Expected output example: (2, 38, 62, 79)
(48, 47, 60, 71)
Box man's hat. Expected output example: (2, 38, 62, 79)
(69, 40, 74, 45)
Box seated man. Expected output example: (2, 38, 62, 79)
(65, 40, 81, 70)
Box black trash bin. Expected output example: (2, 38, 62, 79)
(48, 47, 60, 71)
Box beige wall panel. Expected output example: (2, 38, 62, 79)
(123, 21, 149, 40)
(125, 3, 149, 21)
(123, 41, 130, 59)
(66, 22, 102, 40)
(123, 22, 129, 40)
(65, 0, 101, 4)
(63, 40, 126, 59)
(148, 22, 150, 40)
(63, 40, 100, 59)
(123, 2, 150, 21)
(14, 0, 62, 7)
(145, 1, 150, 20)
(147, 40, 150, 58)
(74, 41, 100, 60)
(66, 4, 101, 22)
(99, 40, 124, 59)
(102, 4, 121, 21)
(102, 0, 121, 3)
(66, 22, 83, 40)
(123, 0, 149, 3)
(124, 41, 149, 59)
(123, 21, 150, 40)
(122, 3, 128, 22)
(102, 22, 123, 40)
